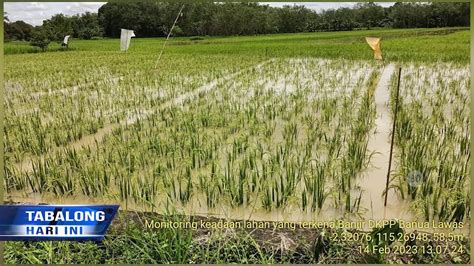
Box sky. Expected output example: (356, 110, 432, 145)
(5, 2, 396, 26)
(5, 2, 106, 25)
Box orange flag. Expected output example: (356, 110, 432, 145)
(365, 37, 382, 60)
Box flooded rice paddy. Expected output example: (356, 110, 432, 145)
(4, 57, 470, 229)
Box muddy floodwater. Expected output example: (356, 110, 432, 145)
(358, 64, 412, 221)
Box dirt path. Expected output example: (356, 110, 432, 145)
(359, 64, 412, 220)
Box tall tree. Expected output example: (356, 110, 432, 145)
(356, 2, 385, 29)
(30, 27, 51, 51)
(72, 12, 102, 39)
(7, 1, 468, 43)
(43, 14, 73, 42)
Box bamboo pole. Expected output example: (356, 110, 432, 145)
(384, 67, 402, 206)
(154, 4, 185, 69)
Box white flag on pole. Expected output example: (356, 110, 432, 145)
(63, 35, 70, 45)
(120, 29, 136, 51)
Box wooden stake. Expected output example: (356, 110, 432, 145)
(385, 67, 402, 206)
(154, 4, 185, 69)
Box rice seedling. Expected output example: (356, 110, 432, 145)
(162, 167, 193, 206)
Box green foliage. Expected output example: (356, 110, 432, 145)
(172, 25, 184, 36)
(355, 2, 386, 29)
(43, 14, 73, 43)
(4, 20, 34, 41)
(29, 27, 51, 51)
(368, 221, 404, 262)
(71, 12, 102, 40)
(389, 2, 470, 28)
(97, 2, 469, 37)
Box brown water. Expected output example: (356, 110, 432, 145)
(358, 64, 413, 221)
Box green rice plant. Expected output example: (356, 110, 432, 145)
(283, 121, 298, 146)
(261, 155, 300, 210)
(4, 159, 27, 193)
(31, 112, 48, 155)
(132, 172, 157, 210)
(162, 166, 193, 205)
(51, 167, 74, 196)
(198, 170, 219, 208)
(27, 158, 49, 193)
(303, 161, 329, 211)
(79, 163, 110, 197)
(220, 159, 246, 206)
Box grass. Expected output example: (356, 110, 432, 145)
(4, 211, 470, 264)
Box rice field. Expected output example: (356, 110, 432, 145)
(389, 63, 470, 222)
(3, 28, 470, 263)
(5, 57, 381, 217)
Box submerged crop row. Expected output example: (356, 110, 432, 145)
(5, 55, 262, 160)
(5, 58, 379, 216)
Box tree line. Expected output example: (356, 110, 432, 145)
(98, 2, 469, 37)
(3, 2, 470, 50)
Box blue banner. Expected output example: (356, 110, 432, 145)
(0, 205, 119, 241)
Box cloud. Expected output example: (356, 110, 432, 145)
(4, 2, 105, 26)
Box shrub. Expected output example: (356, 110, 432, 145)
(30, 27, 50, 52)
